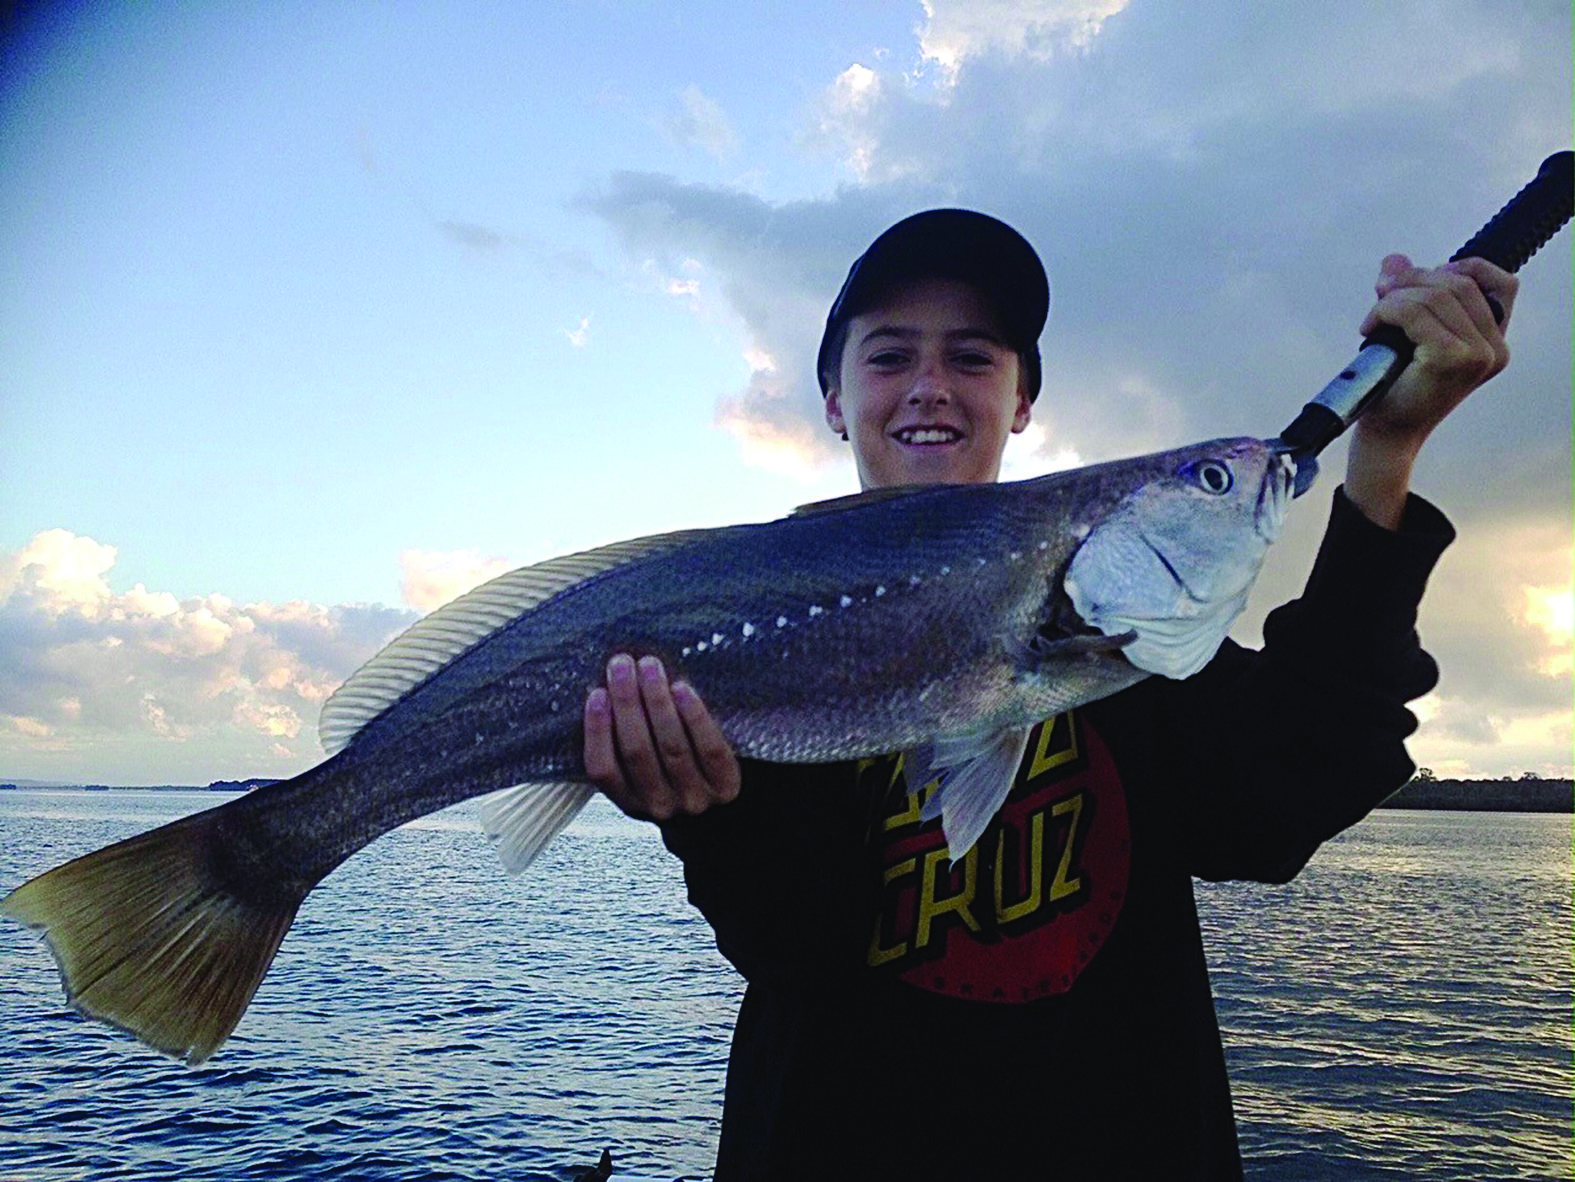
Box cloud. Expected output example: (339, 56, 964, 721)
(804, 65, 893, 183)
(1433, 520, 1571, 706)
(918, 0, 1131, 76)
(580, 170, 901, 473)
(398, 548, 515, 613)
(0, 531, 416, 783)
(437, 218, 513, 253)
(562, 315, 592, 348)
(587, 1, 1568, 484)
(579, 0, 1570, 778)
(1000, 421, 1083, 482)
(661, 84, 741, 158)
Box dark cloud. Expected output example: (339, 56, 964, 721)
(437, 218, 513, 253)
(579, 0, 1571, 775)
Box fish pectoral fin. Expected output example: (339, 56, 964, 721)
(908, 725, 1033, 863)
(1013, 627, 1136, 668)
(479, 782, 596, 874)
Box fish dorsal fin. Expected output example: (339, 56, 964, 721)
(319, 528, 712, 755)
(792, 484, 936, 516)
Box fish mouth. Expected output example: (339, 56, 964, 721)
(891, 425, 965, 446)
(1253, 454, 1295, 543)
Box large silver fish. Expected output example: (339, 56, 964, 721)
(3, 436, 1292, 1063)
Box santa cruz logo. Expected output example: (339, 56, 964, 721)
(860, 711, 1130, 1002)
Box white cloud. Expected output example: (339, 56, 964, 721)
(1520, 582, 1572, 677)
(0, 529, 117, 615)
(807, 65, 892, 182)
(0, 531, 415, 783)
(661, 84, 740, 159)
(1410, 699, 1573, 780)
(398, 548, 515, 613)
(562, 315, 592, 348)
(918, 0, 1130, 77)
(1000, 421, 1083, 482)
(714, 394, 837, 482)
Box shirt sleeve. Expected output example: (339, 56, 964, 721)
(1142, 485, 1456, 883)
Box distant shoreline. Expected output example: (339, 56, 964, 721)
(3, 776, 1570, 812)
(0, 778, 282, 793)
(1376, 777, 1571, 813)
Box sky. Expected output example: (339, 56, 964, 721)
(1, 0, 1570, 785)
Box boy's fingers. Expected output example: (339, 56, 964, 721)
(1445, 256, 1519, 325)
(636, 657, 710, 812)
(673, 680, 741, 805)
(603, 653, 679, 819)
(584, 653, 741, 821)
(583, 688, 622, 788)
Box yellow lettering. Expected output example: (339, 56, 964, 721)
(884, 785, 924, 830)
(1049, 793, 1084, 902)
(993, 810, 1045, 923)
(1026, 710, 1079, 781)
(867, 857, 918, 967)
(880, 752, 938, 832)
(916, 845, 981, 950)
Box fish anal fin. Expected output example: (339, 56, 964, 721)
(1, 809, 304, 1065)
(479, 782, 595, 874)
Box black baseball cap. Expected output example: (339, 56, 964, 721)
(816, 208, 1050, 400)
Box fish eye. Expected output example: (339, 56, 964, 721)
(1183, 460, 1234, 495)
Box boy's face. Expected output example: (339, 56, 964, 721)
(825, 277, 1032, 490)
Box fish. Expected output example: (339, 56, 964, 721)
(1, 436, 1292, 1064)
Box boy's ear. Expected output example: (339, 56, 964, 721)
(824, 388, 847, 435)
(1010, 367, 1033, 433)
(1011, 387, 1032, 433)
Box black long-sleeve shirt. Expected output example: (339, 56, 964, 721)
(663, 488, 1455, 1180)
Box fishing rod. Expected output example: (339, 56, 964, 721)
(1271, 150, 1574, 494)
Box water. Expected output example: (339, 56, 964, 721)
(1200, 810, 1571, 1180)
(1, 791, 1568, 1180)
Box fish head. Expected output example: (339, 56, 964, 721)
(1063, 437, 1293, 679)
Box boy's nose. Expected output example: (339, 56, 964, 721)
(906, 362, 951, 404)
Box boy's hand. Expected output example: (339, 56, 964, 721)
(1345, 253, 1518, 528)
(583, 654, 741, 821)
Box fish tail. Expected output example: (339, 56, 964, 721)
(2, 807, 305, 1065)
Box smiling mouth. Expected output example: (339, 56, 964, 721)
(893, 426, 963, 445)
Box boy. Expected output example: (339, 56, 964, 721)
(583, 210, 1514, 1177)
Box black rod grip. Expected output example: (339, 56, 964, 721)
(1275, 151, 1575, 466)
(1449, 150, 1574, 272)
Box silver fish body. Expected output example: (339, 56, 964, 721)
(2, 435, 1291, 1063)
(336, 435, 1288, 769)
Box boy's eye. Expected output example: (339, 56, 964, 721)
(953, 351, 994, 368)
(867, 350, 908, 367)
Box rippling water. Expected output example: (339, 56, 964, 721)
(1199, 810, 1571, 1181)
(1, 791, 1568, 1180)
